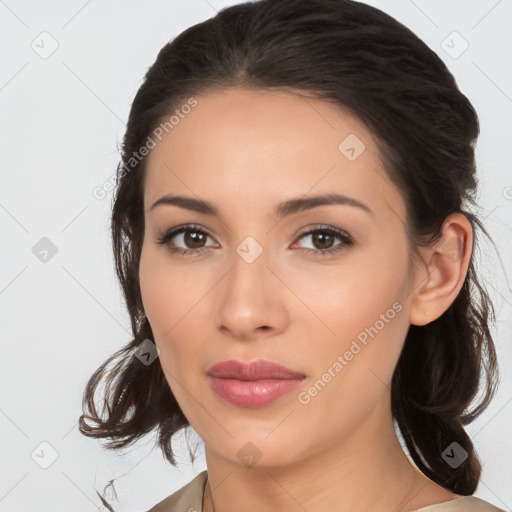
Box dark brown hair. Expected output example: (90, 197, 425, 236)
(79, 0, 500, 494)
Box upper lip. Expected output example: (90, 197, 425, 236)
(207, 359, 306, 380)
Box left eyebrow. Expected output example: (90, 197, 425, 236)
(274, 192, 373, 218)
(149, 192, 373, 218)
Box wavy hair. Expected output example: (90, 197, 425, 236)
(79, 0, 500, 494)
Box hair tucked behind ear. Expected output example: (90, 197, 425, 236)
(79, 0, 500, 493)
(392, 232, 499, 493)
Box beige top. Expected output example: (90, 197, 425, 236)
(147, 470, 506, 512)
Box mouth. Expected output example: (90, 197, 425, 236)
(206, 359, 306, 408)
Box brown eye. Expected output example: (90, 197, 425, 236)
(183, 230, 207, 249)
(157, 224, 217, 255)
(310, 231, 336, 250)
(294, 227, 353, 256)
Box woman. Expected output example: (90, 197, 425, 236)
(79, 0, 507, 510)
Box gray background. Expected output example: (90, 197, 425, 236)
(1, 0, 511, 510)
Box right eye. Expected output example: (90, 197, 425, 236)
(156, 224, 219, 256)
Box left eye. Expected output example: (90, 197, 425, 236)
(157, 225, 353, 256)
(293, 227, 353, 255)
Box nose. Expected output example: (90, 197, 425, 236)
(214, 243, 288, 341)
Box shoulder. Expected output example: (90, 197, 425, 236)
(412, 495, 507, 512)
(147, 470, 208, 512)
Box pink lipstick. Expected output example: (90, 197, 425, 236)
(207, 359, 306, 408)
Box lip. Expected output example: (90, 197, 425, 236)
(207, 359, 306, 408)
(207, 359, 306, 380)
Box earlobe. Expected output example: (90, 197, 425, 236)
(409, 213, 473, 326)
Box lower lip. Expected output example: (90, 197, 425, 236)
(207, 376, 305, 408)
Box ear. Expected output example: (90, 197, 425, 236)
(409, 213, 473, 326)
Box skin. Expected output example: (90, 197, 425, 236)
(139, 87, 473, 512)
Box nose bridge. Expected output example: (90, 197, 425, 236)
(225, 234, 269, 303)
(214, 233, 286, 338)
(235, 234, 266, 266)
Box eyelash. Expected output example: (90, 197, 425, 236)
(156, 223, 353, 257)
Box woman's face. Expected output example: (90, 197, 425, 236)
(139, 87, 420, 467)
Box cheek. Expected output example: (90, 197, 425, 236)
(139, 251, 177, 338)
(284, 246, 410, 404)
(139, 253, 191, 409)
(282, 250, 407, 346)
(138, 246, 214, 370)
(140, 246, 196, 332)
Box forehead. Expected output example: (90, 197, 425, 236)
(143, 87, 405, 223)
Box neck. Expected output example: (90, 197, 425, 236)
(202, 392, 457, 512)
